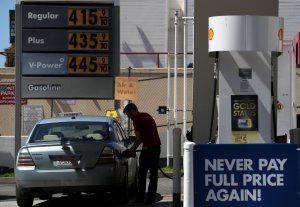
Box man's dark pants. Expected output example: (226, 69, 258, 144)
(137, 146, 161, 202)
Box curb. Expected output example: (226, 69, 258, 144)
(0, 177, 15, 184)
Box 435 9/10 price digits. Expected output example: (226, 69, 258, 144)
(68, 56, 109, 75)
(68, 32, 109, 50)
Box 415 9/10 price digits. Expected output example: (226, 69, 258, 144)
(68, 8, 109, 27)
(68, 56, 109, 75)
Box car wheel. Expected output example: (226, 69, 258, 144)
(114, 170, 129, 204)
(16, 185, 34, 207)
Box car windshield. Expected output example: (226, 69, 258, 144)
(29, 121, 109, 143)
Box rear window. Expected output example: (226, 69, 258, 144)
(29, 121, 109, 143)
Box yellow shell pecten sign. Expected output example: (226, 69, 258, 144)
(277, 101, 283, 111)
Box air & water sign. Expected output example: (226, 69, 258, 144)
(194, 144, 300, 207)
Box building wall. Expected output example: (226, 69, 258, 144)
(120, 0, 168, 68)
(279, 0, 300, 41)
(119, 0, 194, 69)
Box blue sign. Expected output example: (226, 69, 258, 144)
(194, 144, 300, 207)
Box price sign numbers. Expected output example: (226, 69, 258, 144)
(68, 32, 110, 50)
(68, 8, 109, 27)
(68, 56, 109, 75)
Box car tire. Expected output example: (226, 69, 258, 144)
(114, 170, 129, 204)
(16, 185, 34, 207)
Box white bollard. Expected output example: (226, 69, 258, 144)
(183, 141, 195, 207)
(173, 127, 182, 207)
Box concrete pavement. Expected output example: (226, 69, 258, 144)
(0, 177, 182, 207)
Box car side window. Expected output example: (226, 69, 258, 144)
(113, 122, 126, 142)
(116, 121, 128, 140)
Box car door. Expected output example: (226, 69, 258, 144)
(113, 121, 137, 185)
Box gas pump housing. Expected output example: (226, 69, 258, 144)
(208, 15, 283, 144)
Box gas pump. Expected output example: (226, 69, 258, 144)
(277, 33, 300, 142)
(184, 16, 300, 207)
(208, 15, 283, 144)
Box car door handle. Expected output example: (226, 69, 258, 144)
(62, 146, 70, 150)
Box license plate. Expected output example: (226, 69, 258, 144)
(53, 160, 73, 167)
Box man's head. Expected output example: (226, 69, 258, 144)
(123, 103, 139, 119)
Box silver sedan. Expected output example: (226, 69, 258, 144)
(15, 115, 138, 207)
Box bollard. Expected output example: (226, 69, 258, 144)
(183, 141, 195, 207)
(173, 127, 181, 207)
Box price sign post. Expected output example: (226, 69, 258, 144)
(15, 0, 120, 158)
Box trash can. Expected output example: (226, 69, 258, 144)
(289, 128, 300, 147)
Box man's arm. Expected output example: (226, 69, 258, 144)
(129, 131, 142, 155)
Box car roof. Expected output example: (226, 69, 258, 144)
(37, 115, 114, 125)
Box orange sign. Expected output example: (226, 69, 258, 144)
(115, 77, 138, 100)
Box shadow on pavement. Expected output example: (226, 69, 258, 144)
(0, 195, 16, 201)
(33, 193, 171, 207)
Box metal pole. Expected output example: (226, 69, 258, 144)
(127, 66, 132, 137)
(167, 53, 171, 166)
(174, 11, 178, 128)
(15, 4, 22, 163)
(183, 0, 188, 141)
(192, 18, 194, 99)
(183, 141, 195, 207)
(51, 100, 54, 117)
(173, 127, 182, 207)
(183, 18, 187, 140)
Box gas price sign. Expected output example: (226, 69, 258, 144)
(68, 8, 109, 27)
(68, 55, 109, 74)
(68, 32, 109, 50)
(22, 5, 112, 28)
(21, 3, 118, 77)
(18, 1, 119, 99)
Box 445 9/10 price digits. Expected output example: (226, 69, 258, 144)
(68, 56, 109, 75)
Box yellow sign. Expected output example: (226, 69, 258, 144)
(232, 131, 259, 143)
(106, 110, 118, 119)
(277, 102, 283, 111)
(115, 77, 138, 100)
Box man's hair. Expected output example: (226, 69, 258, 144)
(123, 103, 138, 113)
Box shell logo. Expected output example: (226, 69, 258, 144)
(278, 28, 283, 41)
(209, 28, 214, 40)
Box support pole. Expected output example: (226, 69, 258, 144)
(173, 127, 182, 207)
(167, 53, 171, 166)
(127, 66, 132, 137)
(15, 5, 22, 163)
(174, 11, 178, 128)
(183, 141, 195, 207)
(183, 17, 187, 140)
